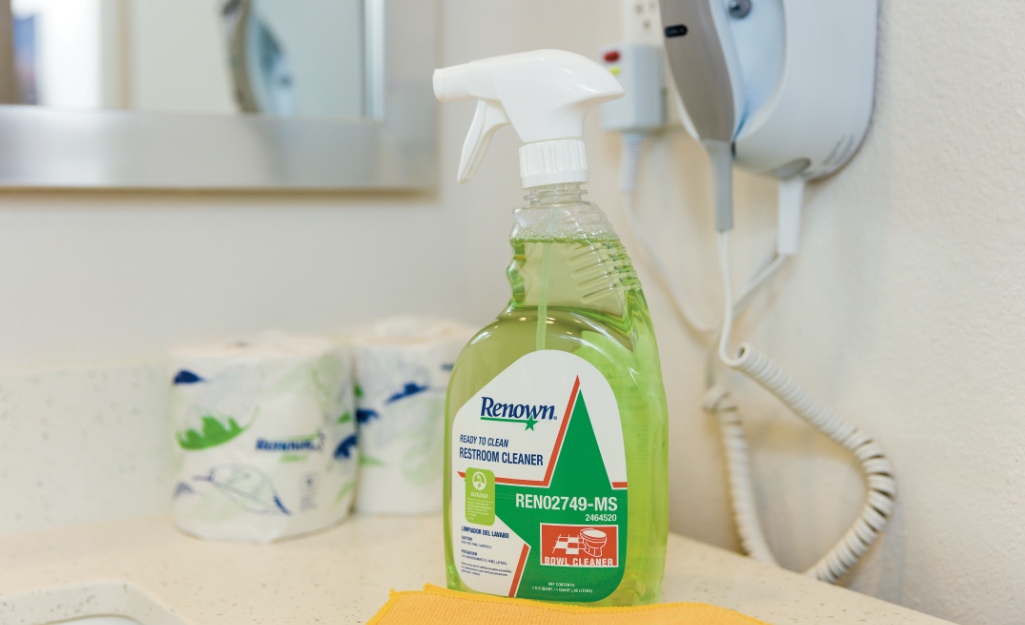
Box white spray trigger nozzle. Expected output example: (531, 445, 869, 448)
(434, 49, 624, 188)
(458, 100, 510, 183)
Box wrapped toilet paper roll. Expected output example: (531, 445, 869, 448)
(351, 316, 475, 514)
(168, 332, 358, 543)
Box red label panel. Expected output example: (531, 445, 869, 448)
(539, 523, 618, 568)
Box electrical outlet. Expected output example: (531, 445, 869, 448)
(620, 0, 686, 129)
(621, 0, 663, 45)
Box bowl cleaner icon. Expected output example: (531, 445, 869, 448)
(580, 528, 607, 557)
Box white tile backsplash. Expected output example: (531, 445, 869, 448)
(0, 361, 174, 535)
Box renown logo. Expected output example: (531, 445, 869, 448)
(255, 431, 325, 452)
(480, 396, 557, 429)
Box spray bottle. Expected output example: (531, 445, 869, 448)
(435, 50, 668, 606)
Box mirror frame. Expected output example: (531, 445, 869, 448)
(0, 0, 436, 190)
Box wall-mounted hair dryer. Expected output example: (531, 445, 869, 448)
(648, 0, 894, 585)
(661, 0, 878, 250)
(661, 0, 878, 182)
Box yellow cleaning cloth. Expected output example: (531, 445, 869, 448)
(367, 584, 768, 625)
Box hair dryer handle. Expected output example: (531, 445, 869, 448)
(661, 0, 745, 143)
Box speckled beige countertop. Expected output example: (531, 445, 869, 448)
(0, 514, 951, 625)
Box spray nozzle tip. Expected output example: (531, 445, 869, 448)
(433, 65, 470, 102)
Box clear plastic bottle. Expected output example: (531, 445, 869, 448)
(444, 183, 669, 606)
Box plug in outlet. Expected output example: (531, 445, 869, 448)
(621, 0, 663, 45)
(599, 43, 665, 134)
(620, 0, 684, 129)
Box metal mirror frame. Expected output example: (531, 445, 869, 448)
(0, 0, 436, 190)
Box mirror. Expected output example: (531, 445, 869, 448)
(0, 0, 435, 190)
(7, 0, 369, 118)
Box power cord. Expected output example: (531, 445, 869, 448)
(717, 230, 896, 582)
(620, 132, 715, 336)
(619, 133, 896, 583)
(621, 133, 783, 567)
(620, 133, 784, 335)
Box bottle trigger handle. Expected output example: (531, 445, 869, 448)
(458, 100, 510, 183)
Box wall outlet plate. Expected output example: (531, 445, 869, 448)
(621, 0, 685, 130)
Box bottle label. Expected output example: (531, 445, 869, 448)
(451, 350, 627, 602)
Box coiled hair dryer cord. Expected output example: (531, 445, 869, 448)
(618, 134, 896, 583)
(716, 231, 897, 583)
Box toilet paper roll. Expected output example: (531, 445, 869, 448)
(350, 316, 475, 514)
(168, 332, 358, 543)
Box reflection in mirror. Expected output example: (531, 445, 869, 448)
(4, 0, 368, 118)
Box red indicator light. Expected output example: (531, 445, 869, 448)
(603, 50, 620, 63)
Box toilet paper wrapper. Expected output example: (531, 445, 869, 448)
(169, 332, 357, 543)
(348, 316, 476, 514)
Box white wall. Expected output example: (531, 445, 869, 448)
(0, 193, 475, 365)
(0, 1, 1021, 623)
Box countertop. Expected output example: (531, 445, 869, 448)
(0, 514, 952, 625)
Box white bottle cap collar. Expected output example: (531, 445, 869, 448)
(518, 139, 588, 188)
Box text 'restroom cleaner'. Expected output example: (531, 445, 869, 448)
(434, 49, 669, 606)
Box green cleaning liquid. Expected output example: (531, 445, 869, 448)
(444, 184, 669, 606)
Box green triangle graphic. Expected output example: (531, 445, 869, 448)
(495, 390, 627, 602)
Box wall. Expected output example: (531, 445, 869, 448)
(0, 1, 1021, 624)
(452, 2, 1025, 623)
(645, 4, 1025, 622)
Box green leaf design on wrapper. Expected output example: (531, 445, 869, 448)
(334, 479, 355, 503)
(176, 415, 248, 450)
(360, 454, 386, 467)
